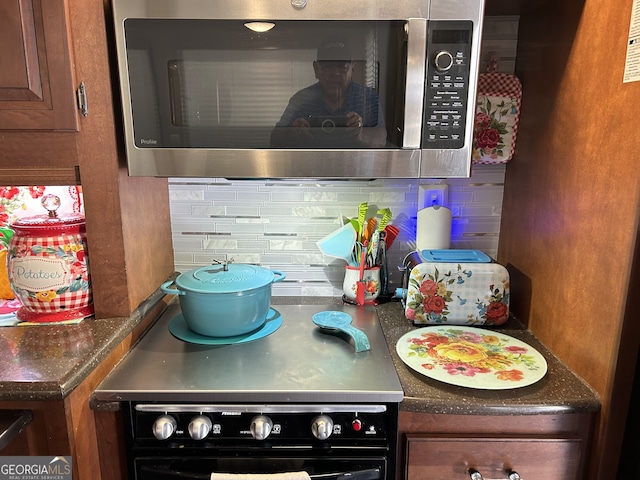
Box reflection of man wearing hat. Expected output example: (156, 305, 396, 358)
(270, 38, 386, 148)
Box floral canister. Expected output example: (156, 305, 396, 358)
(343, 265, 381, 303)
(7, 195, 93, 322)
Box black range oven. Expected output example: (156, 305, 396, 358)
(95, 304, 404, 480)
(125, 403, 398, 480)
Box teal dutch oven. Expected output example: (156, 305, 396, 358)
(161, 263, 286, 337)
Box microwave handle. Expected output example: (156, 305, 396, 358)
(402, 18, 427, 149)
(168, 61, 185, 126)
(139, 466, 382, 480)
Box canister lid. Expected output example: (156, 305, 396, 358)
(10, 194, 85, 233)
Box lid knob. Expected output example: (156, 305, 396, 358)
(212, 258, 234, 272)
(41, 194, 61, 218)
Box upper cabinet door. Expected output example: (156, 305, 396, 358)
(0, 0, 78, 131)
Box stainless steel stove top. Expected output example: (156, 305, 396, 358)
(94, 303, 403, 403)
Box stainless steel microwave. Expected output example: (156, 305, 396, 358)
(111, 0, 485, 178)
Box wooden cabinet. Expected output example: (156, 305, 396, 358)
(493, 0, 640, 476)
(0, 0, 80, 184)
(0, 0, 174, 318)
(0, 305, 164, 480)
(406, 435, 581, 479)
(398, 411, 594, 480)
(0, 0, 78, 131)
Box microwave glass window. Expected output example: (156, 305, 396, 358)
(123, 20, 407, 149)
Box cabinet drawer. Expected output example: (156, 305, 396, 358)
(405, 434, 582, 479)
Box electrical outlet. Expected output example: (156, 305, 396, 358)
(418, 184, 448, 208)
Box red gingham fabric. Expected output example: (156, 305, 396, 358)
(472, 66, 523, 165)
(8, 232, 93, 315)
(478, 72, 523, 97)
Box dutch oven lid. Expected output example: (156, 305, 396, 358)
(10, 194, 85, 231)
(175, 261, 278, 294)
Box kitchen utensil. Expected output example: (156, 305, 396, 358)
(350, 241, 365, 267)
(7, 194, 94, 322)
(347, 218, 359, 237)
(383, 225, 399, 249)
(367, 230, 379, 267)
(316, 223, 357, 263)
(356, 241, 367, 305)
(312, 311, 370, 352)
(161, 262, 286, 337)
(376, 208, 392, 233)
(357, 202, 368, 240)
(362, 217, 377, 243)
(378, 232, 389, 296)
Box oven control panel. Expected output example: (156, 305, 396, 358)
(131, 403, 395, 446)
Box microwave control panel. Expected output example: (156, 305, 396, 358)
(423, 20, 474, 150)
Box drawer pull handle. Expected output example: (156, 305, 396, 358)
(469, 469, 522, 480)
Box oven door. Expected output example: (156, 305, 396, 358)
(135, 456, 386, 480)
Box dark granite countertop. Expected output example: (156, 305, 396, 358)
(0, 315, 137, 401)
(0, 288, 168, 402)
(376, 300, 600, 415)
(0, 294, 600, 416)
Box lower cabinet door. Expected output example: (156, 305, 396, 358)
(405, 434, 582, 480)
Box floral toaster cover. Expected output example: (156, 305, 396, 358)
(403, 262, 510, 326)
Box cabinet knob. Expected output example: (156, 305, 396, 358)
(468, 470, 522, 480)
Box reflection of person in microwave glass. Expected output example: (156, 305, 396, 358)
(270, 38, 387, 148)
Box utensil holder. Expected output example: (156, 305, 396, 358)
(343, 265, 380, 302)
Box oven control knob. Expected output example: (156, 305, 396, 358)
(311, 415, 334, 440)
(250, 415, 273, 440)
(152, 414, 177, 440)
(188, 415, 212, 440)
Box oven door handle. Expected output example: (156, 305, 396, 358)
(139, 466, 382, 480)
(311, 468, 382, 480)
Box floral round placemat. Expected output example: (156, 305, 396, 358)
(396, 326, 547, 390)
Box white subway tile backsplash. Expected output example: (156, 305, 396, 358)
(303, 191, 339, 202)
(191, 206, 227, 216)
(169, 169, 507, 296)
(202, 238, 239, 249)
(169, 189, 206, 201)
(269, 239, 305, 251)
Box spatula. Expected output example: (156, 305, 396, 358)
(316, 223, 357, 263)
(383, 224, 400, 249)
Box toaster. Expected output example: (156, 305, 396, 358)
(396, 250, 510, 326)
